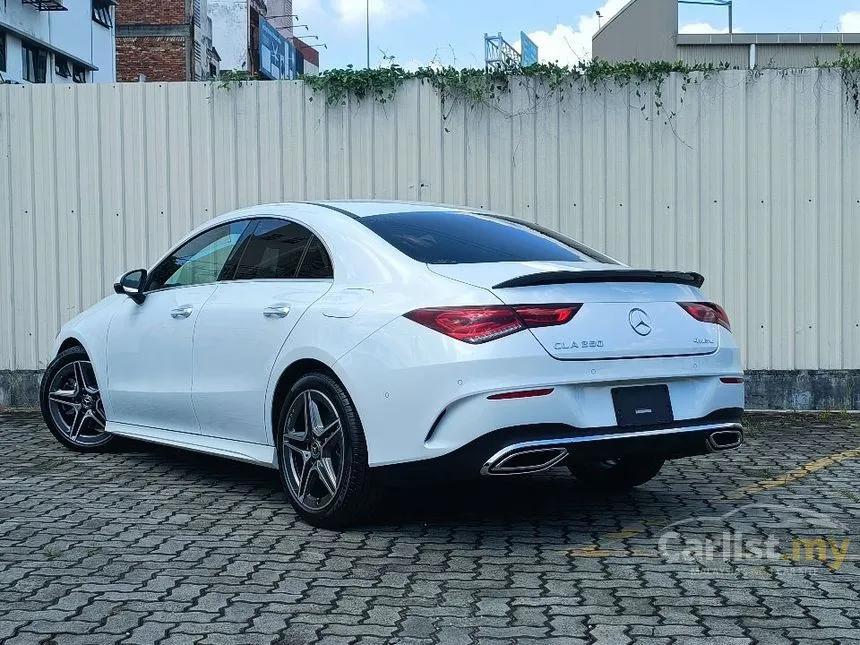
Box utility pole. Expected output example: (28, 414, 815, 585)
(366, 0, 370, 69)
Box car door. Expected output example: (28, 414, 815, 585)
(191, 217, 334, 443)
(105, 220, 250, 433)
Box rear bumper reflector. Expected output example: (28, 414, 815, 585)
(720, 377, 744, 384)
(487, 388, 555, 400)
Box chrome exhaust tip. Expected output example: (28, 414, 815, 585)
(482, 447, 568, 475)
(707, 429, 743, 451)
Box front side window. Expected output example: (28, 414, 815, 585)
(229, 219, 319, 281)
(22, 43, 48, 83)
(361, 211, 603, 264)
(147, 221, 248, 291)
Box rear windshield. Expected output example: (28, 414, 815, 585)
(361, 211, 601, 264)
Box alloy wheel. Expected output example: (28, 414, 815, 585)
(46, 360, 108, 446)
(281, 389, 346, 512)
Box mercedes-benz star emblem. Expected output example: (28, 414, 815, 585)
(629, 308, 652, 336)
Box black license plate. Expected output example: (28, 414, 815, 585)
(612, 385, 674, 427)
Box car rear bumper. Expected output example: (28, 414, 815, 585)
(371, 408, 743, 485)
(337, 316, 744, 467)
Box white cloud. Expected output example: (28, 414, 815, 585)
(839, 11, 860, 33)
(678, 22, 730, 35)
(332, 0, 425, 27)
(514, 0, 628, 66)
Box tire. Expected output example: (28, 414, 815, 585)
(567, 456, 664, 491)
(40, 346, 114, 452)
(276, 371, 380, 529)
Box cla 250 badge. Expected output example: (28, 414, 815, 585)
(554, 339, 605, 350)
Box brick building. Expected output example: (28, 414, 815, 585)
(116, 0, 219, 82)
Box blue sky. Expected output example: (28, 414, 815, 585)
(292, 0, 860, 70)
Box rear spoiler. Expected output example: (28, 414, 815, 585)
(493, 269, 705, 290)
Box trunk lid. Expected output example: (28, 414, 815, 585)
(428, 262, 718, 360)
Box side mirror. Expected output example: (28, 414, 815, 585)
(114, 269, 147, 305)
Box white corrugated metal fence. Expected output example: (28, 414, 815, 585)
(1, 69, 858, 372)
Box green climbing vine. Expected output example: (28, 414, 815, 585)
(215, 50, 860, 119)
(301, 60, 730, 111)
(215, 69, 255, 91)
(820, 45, 860, 114)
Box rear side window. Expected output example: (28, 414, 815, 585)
(361, 211, 596, 264)
(296, 236, 333, 279)
(227, 218, 333, 280)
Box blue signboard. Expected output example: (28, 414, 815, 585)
(520, 31, 538, 67)
(259, 15, 296, 79)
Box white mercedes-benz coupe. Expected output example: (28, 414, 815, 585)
(41, 201, 744, 527)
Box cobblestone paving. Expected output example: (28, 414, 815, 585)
(1, 411, 859, 644)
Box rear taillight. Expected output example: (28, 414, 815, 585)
(404, 307, 522, 344)
(679, 302, 731, 331)
(404, 304, 581, 344)
(514, 305, 580, 328)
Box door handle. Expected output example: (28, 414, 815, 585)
(171, 305, 193, 319)
(263, 304, 290, 318)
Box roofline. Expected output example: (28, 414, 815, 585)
(303, 201, 360, 220)
(593, 0, 638, 41)
(678, 32, 860, 45)
(306, 199, 490, 218)
(592, 0, 860, 47)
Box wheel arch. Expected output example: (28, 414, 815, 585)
(47, 334, 101, 393)
(57, 336, 86, 355)
(50, 329, 111, 417)
(269, 357, 351, 444)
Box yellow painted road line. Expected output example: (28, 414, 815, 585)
(728, 447, 860, 500)
(565, 546, 656, 558)
(602, 527, 645, 540)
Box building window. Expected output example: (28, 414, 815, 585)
(55, 54, 71, 78)
(92, 0, 113, 28)
(72, 64, 86, 83)
(22, 42, 48, 83)
(55, 54, 87, 83)
(0, 32, 6, 73)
